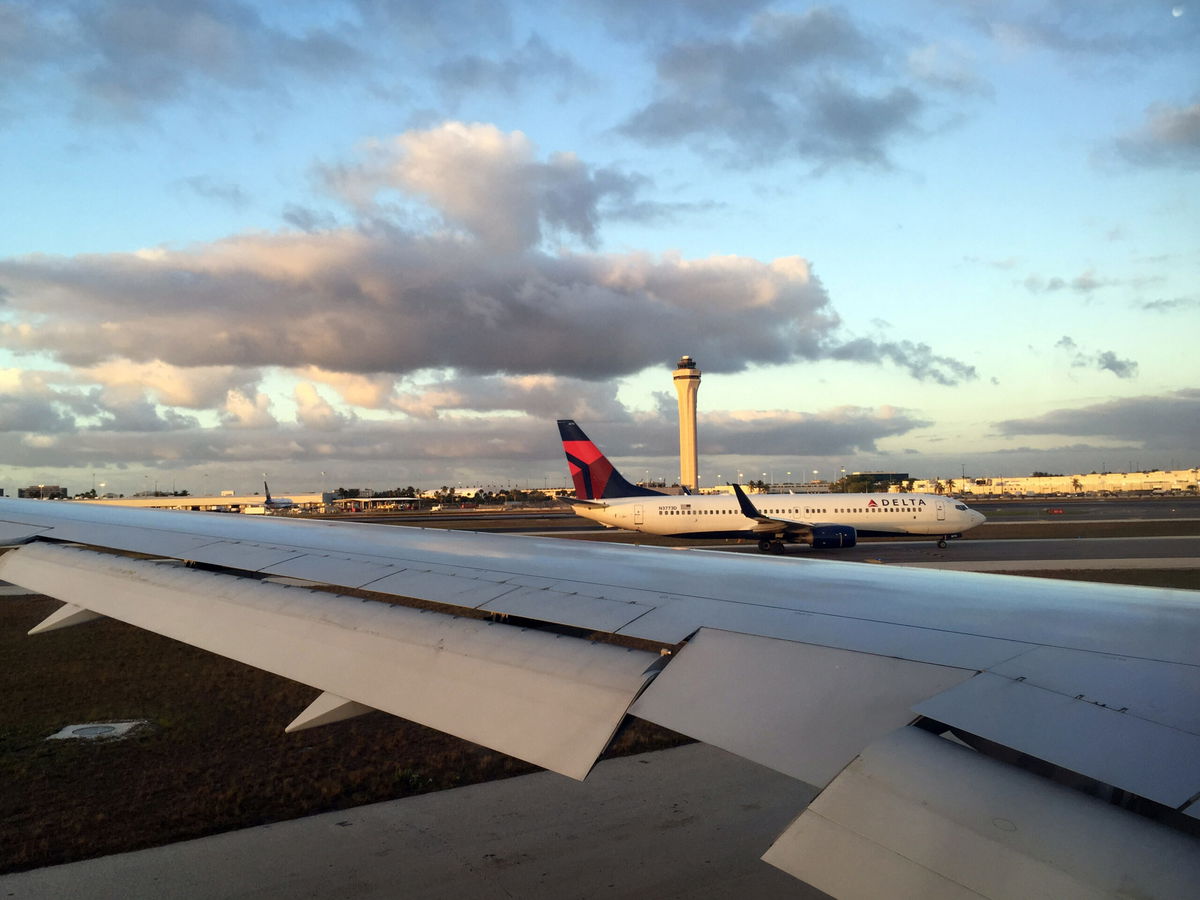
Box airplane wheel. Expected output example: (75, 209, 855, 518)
(770, 541, 785, 555)
(937, 539, 948, 549)
(758, 538, 773, 553)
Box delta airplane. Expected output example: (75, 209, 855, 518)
(558, 419, 985, 552)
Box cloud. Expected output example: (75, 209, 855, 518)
(5, 0, 362, 124)
(906, 42, 990, 96)
(578, 0, 773, 43)
(619, 8, 949, 169)
(828, 338, 977, 386)
(1093, 350, 1137, 379)
(348, 0, 512, 53)
(964, 2, 1198, 59)
(320, 122, 655, 251)
(0, 392, 77, 435)
(1114, 102, 1200, 170)
(1053, 336, 1138, 379)
(80, 360, 257, 408)
(0, 227, 976, 386)
(177, 175, 252, 210)
(1139, 297, 1200, 313)
(221, 388, 276, 428)
(698, 406, 930, 456)
(281, 204, 339, 233)
(0, 367, 91, 435)
(994, 389, 1200, 449)
(91, 399, 200, 433)
(299, 367, 398, 409)
(386, 373, 630, 422)
(434, 34, 589, 103)
(561, 405, 930, 459)
(1024, 269, 1116, 294)
(294, 382, 354, 431)
(0, 233, 810, 375)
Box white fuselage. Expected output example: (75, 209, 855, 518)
(573, 491, 985, 540)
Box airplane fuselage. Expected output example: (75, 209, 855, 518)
(572, 491, 983, 541)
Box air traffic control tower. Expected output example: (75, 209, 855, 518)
(673, 355, 701, 491)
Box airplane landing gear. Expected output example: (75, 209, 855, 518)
(758, 538, 785, 554)
(937, 538, 948, 549)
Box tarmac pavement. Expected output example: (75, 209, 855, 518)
(0, 744, 823, 900)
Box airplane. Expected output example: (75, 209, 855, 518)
(262, 479, 296, 512)
(0, 495, 1196, 897)
(558, 419, 986, 552)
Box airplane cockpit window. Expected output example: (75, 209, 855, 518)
(955, 504, 968, 511)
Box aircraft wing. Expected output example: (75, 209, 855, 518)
(1, 496, 1198, 898)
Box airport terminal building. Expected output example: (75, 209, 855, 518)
(909, 467, 1199, 497)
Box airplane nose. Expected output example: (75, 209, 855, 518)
(973, 510, 987, 526)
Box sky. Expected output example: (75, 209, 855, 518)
(0, 0, 1197, 496)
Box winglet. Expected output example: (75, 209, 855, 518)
(731, 482, 765, 520)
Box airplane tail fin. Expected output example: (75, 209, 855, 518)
(557, 420, 663, 500)
(263, 480, 272, 503)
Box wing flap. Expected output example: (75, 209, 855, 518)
(913, 671, 1200, 809)
(763, 726, 1200, 900)
(629, 629, 974, 786)
(260, 553, 403, 588)
(987, 644, 1200, 734)
(363, 568, 520, 606)
(0, 542, 659, 780)
(480, 585, 656, 632)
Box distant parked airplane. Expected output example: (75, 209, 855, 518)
(558, 419, 985, 551)
(262, 480, 295, 511)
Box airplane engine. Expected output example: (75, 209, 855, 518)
(809, 525, 856, 549)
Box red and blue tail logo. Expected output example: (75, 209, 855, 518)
(557, 420, 663, 500)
